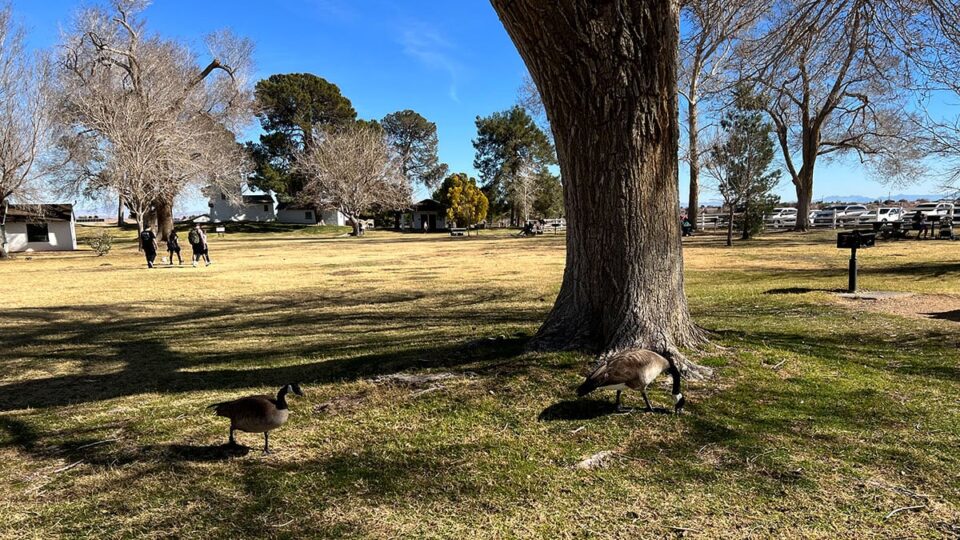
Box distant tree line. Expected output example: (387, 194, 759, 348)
(517, 0, 960, 232)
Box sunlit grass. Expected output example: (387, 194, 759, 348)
(1, 225, 958, 538)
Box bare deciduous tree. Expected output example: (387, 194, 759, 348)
(296, 125, 412, 236)
(53, 0, 254, 240)
(740, 0, 922, 230)
(900, 0, 960, 191)
(679, 0, 767, 227)
(509, 161, 540, 224)
(0, 6, 58, 258)
(517, 73, 552, 143)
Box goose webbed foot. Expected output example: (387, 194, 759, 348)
(641, 390, 654, 413)
(613, 390, 634, 413)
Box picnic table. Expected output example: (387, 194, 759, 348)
(869, 216, 954, 240)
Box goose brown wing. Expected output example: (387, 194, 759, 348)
(210, 395, 275, 418)
(601, 356, 646, 387)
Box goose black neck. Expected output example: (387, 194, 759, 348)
(276, 386, 289, 410)
(668, 364, 682, 395)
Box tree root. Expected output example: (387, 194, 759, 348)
(665, 344, 714, 382)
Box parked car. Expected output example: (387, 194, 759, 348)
(812, 205, 869, 227)
(766, 208, 798, 228)
(911, 202, 955, 218)
(857, 207, 904, 224)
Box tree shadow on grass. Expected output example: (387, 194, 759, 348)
(0, 287, 535, 413)
(764, 287, 843, 295)
(711, 326, 960, 383)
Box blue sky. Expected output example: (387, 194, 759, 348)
(11, 0, 951, 211)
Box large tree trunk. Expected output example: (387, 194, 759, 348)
(135, 215, 145, 252)
(117, 195, 125, 228)
(727, 205, 735, 247)
(491, 0, 709, 377)
(0, 200, 9, 260)
(793, 125, 819, 232)
(687, 99, 700, 227)
(154, 194, 175, 241)
(741, 202, 751, 240)
(794, 167, 814, 232)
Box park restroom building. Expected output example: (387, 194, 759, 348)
(276, 202, 349, 226)
(408, 199, 448, 231)
(1, 204, 78, 253)
(208, 190, 277, 222)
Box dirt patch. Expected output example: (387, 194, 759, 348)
(313, 390, 369, 416)
(371, 372, 475, 387)
(839, 292, 960, 323)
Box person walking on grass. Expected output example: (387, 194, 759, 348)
(167, 230, 183, 265)
(140, 226, 159, 268)
(189, 224, 212, 267)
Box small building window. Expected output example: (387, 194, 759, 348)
(27, 223, 49, 243)
(264, 204, 269, 212)
(305, 211, 312, 220)
(220, 193, 226, 200)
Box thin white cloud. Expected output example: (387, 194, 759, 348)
(287, 0, 355, 21)
(398, 21, 462, 102)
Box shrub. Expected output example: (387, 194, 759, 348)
(87, 230, 114, 256)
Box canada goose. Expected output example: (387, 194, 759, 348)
(576, 350, 685, 414)
(208, 383, 305, 454)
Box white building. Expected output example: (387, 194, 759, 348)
(2, 204, 78, 253)
(208, 189, 277, 222)
(276, 202, 349, 226)
(407, 199, 448, 231)
(206, 187, 350, 226)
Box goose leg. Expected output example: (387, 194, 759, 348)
(641, 388, 653, 412)
(614, 390, 632, 413)
(263, 432, 270, 455)
(228, 427, 236, 446)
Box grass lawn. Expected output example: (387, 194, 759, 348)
(1, 225, 958, 538)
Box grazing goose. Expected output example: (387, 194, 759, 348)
(576, 350, 685, 414)
(208, 383, 305, 454)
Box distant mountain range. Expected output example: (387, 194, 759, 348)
(699, 193, 952, 207)
(817, 194, 951, 203)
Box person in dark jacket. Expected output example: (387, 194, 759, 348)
(167, 230, 183, 265)
(188, 224, 212, 267)
(139, 226, 158, 268)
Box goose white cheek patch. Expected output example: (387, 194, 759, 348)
(674, 393, 683, 404)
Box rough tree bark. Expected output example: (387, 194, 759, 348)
(0, 200, 9, 259)
(490, 0, 709, 377)
(154, 195, 174, 242)
(116, 195, 125, 228)
(726, 204, 735, 247)
(791, 128, 819, 232)
(794, 171, 813, 231)
(687, 102, 700, 227)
